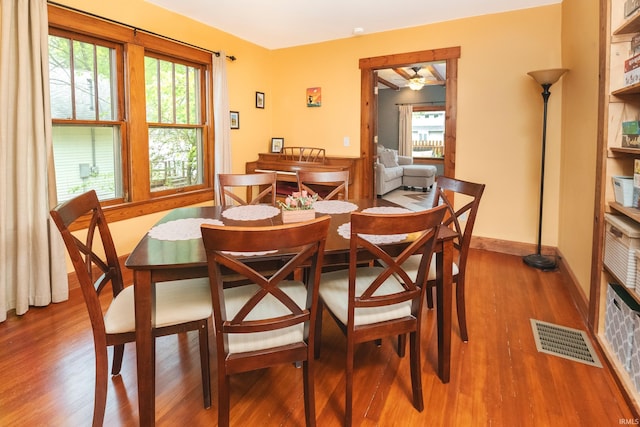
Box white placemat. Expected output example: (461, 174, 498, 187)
(313, 200, 358, 214)
(148, 218, 224, 241)
(221, 205, 280, 221)
(361, 206, 413, 215)
(337, 222, 408, 245)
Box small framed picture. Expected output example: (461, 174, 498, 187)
(271, 137, 284, 153)
(306, 87, 321, 107)
(256, 92, 265, 109)
(230, 111, 239, 129)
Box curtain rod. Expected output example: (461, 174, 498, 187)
(47, 1, 237, 61)
(395, 101, 444, 106)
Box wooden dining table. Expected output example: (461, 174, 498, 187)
(125, 198, 455, 426)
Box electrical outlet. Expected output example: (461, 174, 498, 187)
(343, 136, 350, 147)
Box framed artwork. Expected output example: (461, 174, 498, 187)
(230, 111, 239, 129)
(271, 137, 284, 153)
(306, 87, 321, 107)
(256, 92, 265, 109)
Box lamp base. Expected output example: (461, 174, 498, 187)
(523, 253, 557, 271)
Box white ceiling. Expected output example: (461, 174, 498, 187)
(145, 0, 561, 50)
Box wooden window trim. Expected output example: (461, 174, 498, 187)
(48, 4, 215, 226)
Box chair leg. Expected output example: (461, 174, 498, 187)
(314, 301, 324, 360)
(302, 359, 317, 427)
(93, 346, 109, 427)
(456, 279, 468, 342)
(345, 342, 354, 427)
(397, 334, 406, 357)
(409, 331, 424, 412)
(426, 284, 435, 309)
(198, 321, 212, 408)
(111, 343, 125, 375)
(218, 373, 231, 427)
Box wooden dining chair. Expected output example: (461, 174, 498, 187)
(314, 205, 446, 426)
(50, 190, 212, 427)
(217, 172, 277, 206)
(200, 216, 331, 427)
(296, 170, 349, 200)
(402, 176, 485, 342)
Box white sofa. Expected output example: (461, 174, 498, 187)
(375, 144, 437, 197)
(375, 147, 413, 196)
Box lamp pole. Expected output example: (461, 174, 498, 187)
(523, 68, 567, 271)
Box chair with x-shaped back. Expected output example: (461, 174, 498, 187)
(50, 190, 211, 427)
(201, 216, 330, 427)
(401, 176, 485, 342)
(217, 172, 277, 206)
(315, 205, 446, 426)
(296, 170, 349, 200)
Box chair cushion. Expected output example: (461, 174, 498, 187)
(104, 278, 212, 334)
(379, 150, 399, 168)
(223, 281, 309, 354)
(319, 267, 411, 326)
(404, 254, 460, 282)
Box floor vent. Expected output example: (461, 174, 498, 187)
(530, 319, 602, 367)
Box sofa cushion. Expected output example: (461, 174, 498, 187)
(379, 150, 399, 168)
(380, 165, 404, 181)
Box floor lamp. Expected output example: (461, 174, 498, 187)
(523, 68, 568, 271)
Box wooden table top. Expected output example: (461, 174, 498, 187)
(125, 198, 424, 271)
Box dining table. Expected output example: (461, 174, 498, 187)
(125, 198, 455, 426)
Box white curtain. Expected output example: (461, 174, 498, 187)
(398, 104, 413, 157)
(0, 0, 68, 322)
(212, 52, 232, 205)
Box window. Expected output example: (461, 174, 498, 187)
(411, 108, 445, 158)
(49, 33, 124, 203)
(145, 55, 204, 193)
(48, 5, 213, 222)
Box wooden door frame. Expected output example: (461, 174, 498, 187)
(359, 47, 461, 198)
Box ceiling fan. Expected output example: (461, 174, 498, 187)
(408, 66, 426, 90)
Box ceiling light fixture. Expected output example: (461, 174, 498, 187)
(408, 67, 425, 90)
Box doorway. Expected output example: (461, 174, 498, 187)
(359, 47, 461, 198)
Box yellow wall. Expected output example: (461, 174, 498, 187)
(558, 0, 600, 298)
(271, 6, 564, 247)
(54, 1, 599, 300)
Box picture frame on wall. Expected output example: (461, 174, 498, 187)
(256, 92, 265, 109)
(306, 87, 321, 107)
(271, 137, 284, 153)
(230, 111, 239, 129)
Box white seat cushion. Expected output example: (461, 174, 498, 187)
(223, 281, 309, 354)
(319, 266, 411, 326)
(403, 253, 460, 282)
(104, 278, 212, 334)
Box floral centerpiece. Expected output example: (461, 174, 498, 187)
(278, 190, 318, 223)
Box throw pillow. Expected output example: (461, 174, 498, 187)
(379, 150, 399, 168)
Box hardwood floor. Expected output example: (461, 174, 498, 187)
(0, 249, 635, 426)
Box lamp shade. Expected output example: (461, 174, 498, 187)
(527, 68, 568, 85)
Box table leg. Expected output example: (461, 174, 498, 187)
(436, 239, 453, 383)
(134, 270, 156, 426)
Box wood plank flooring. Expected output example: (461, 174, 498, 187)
(0, 249, 636, 426)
